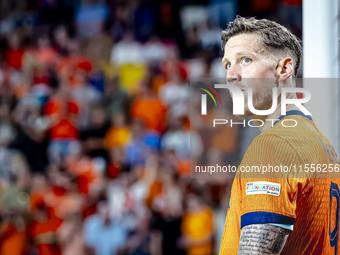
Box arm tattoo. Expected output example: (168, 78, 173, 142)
(238, 224, 290, 255)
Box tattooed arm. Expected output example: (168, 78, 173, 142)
(238, 224, 290, 255)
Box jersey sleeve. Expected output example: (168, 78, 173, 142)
(219, 174, 242, 255)
(238, 134, 310, 229)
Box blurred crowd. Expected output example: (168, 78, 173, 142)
(0, 0, 301, 255)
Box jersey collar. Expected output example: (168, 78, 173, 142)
(274, 110, 313, 126)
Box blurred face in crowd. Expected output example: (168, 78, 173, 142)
(110, 147, 125, 163)
(132, 118, 145, 138)
(74, 68, 87, 86)
(38, 35, 50, 49)
(32, 173, 47, 191)
(8, 33, 20, 49)
(160, 168, 173, 184)
(206, 147, 223, 165)
(162, 149, 178, 170)
(49, 170, 71, 190)
(91, 108, 105, 126)
(169, 117, 184, 130)
(186, 194, 201, 213)
(112, 113, 125, 128)
(54, 26, 68, 46)
(35, 64, 48, 76)
(68, 39, 80, 55)
(58, 75, 71, 96)
(119, 172, 132, 189)
(14, 215, 26, 232)
(123, 32, 134, 42)
(138, 80, 149, 97)
(34, 206, 48, 222)
(97, 201, 110, 220)
(222, 33, 293, 117)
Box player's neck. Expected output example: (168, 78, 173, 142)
(250, 92, 300, 133)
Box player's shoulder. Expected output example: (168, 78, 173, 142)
(256, 115, 317, 144)
(248, 115, 319, 160)
(247, 132, 300, 165)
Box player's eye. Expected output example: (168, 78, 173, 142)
(241, 58, 251, 64)
(226, 62, 231, 70)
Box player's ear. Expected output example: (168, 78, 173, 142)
(276, 57, 294, 80)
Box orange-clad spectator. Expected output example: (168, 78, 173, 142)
(45, 85, 79, 139)
(27, 206, 62, 255)
(106, 146, 127, 179)
(147, 167, 185, 255)
(152, 74, 167, 94)
(47, 117, 79, 140)
(43, 170, 82, 220)
(45, 84, 80, 164)
(52, 25, 69, 56)
(161, 116, 194, 177)
(131, 78, 167, 132)
(161, 116, 202, 178)
(159, 71, 189, 119)
(30, 173, 49, 211)
(32, 64, 52, 105)
(35, 34, 59, 68)
(202, 108, 239, 170)
(160, 55, 188, 83)
(0, 216, 28, 255)
(57, 212, 84, 255)
(58, 57, 92, 86)
(145, 180, 162, 208)
(104, 113, 131, 150)
(71, 70, 102, 130)
(66, 151, 103, 195)
(179, 192, 214, 255)
(58, 38, 92, 87)
(5, 32, 24, 70)
(211, 126, 238, 154)
(199, 107, 238, 167)
(104, 126, 131, 149)
(210, 109, 238, 155)
(33, 65, 50, 86)
(146, 168, 183, 215)
(176, 160, 191, 178)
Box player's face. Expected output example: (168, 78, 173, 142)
(222, 33, 278, 117)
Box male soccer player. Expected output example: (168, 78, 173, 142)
(218, 17, 340, 255)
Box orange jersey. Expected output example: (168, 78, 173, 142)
(219, 111, 340, 255)
(181, 206, 214, 255)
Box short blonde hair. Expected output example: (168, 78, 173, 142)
(221, 16, 302, 77)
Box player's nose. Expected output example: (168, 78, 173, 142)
(227, 66, 242, 83)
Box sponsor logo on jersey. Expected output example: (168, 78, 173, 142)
(246, 181, 281, 196)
